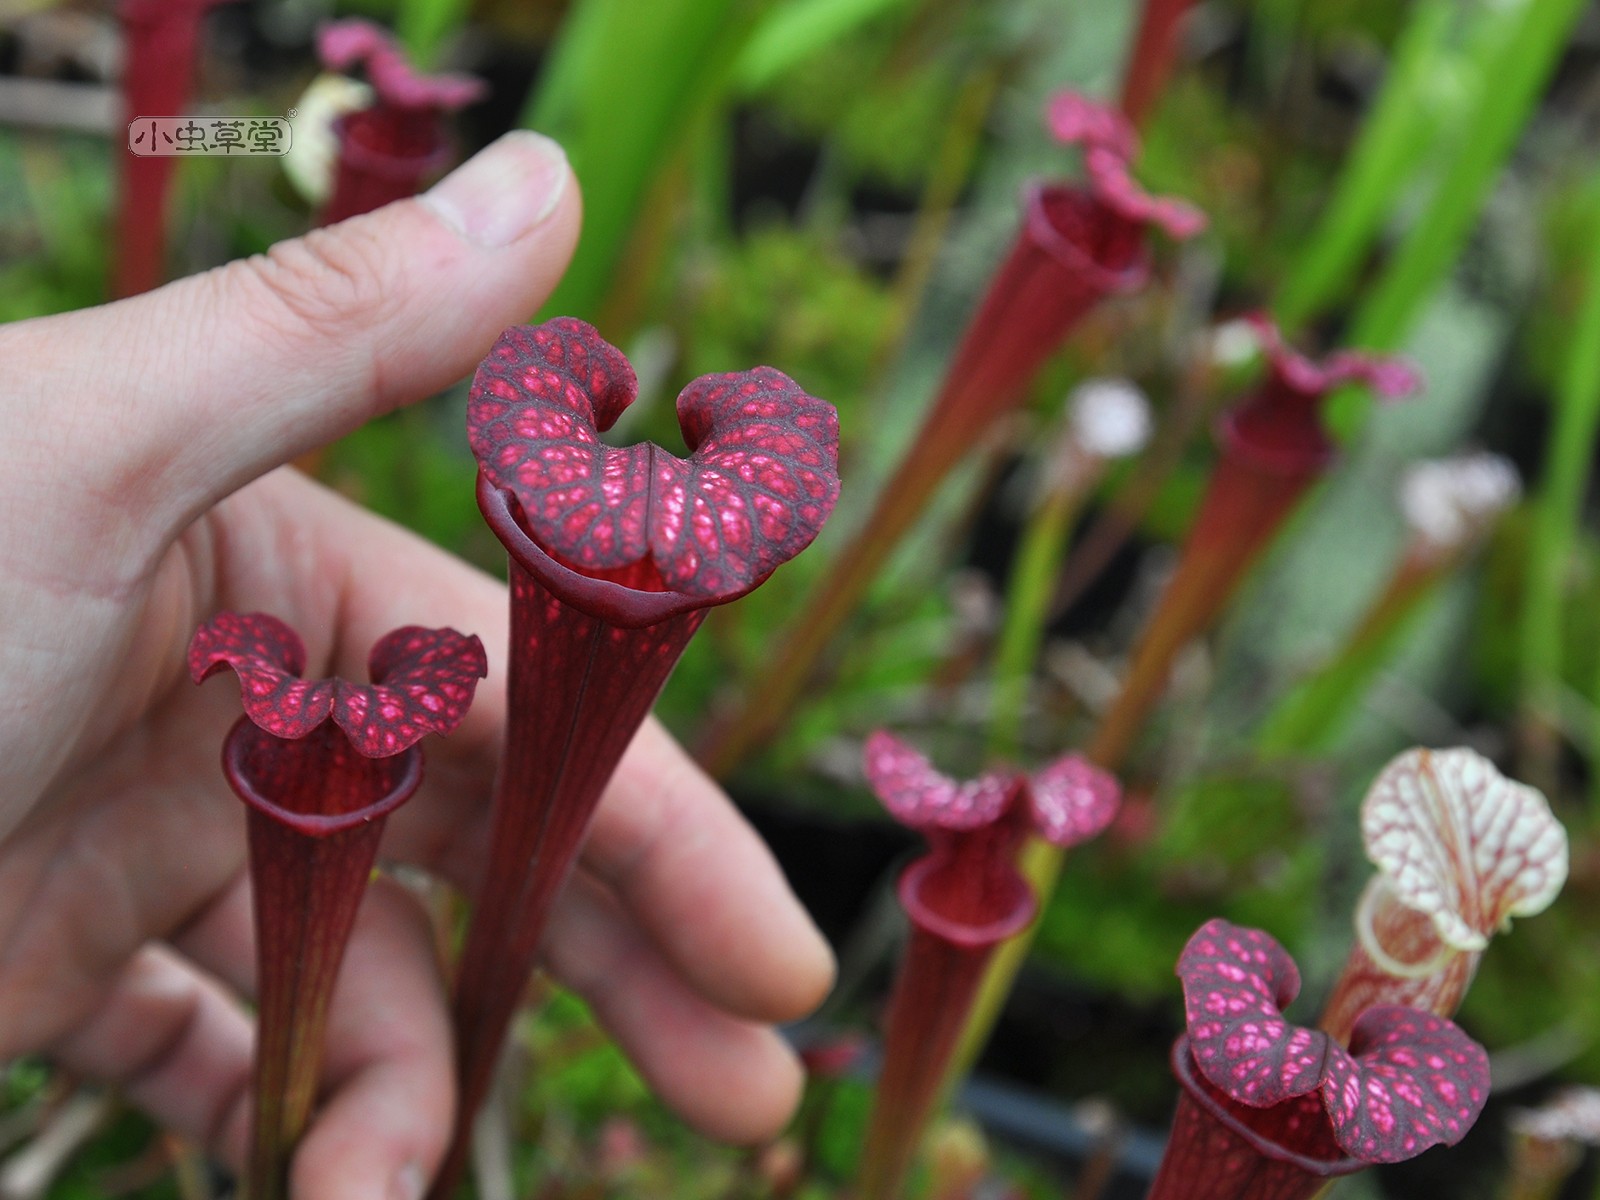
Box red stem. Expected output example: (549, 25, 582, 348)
(857, 854, 1035, 1200)
(1086, 435, 1318, 770)
(223, 718, 422, 1200)
(696, 184, 1149, 778)
(1084, 322, 1414, 771)
(114, 2, 221, 297)
(1146, 1039, 1362, 1200)
(1119, 0, 1197, 128)
(432, 482, 709, 1200)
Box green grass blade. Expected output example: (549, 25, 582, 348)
(733, 0, 917, 93)
(521, 0, 753, 323)
(395, 0, 470, 66)
(1523, 180, 1600, 734)
(1347, 0, 1587, 354)
(523, 0, 613, 134)
(1254, 568, 1440, 755)
(987, 480, 1086, 761)
(1272, 0, 1454, 330)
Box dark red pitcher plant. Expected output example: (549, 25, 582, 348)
(1149, 918, 1490, 1200)
(114, 0, 232, 297)
(856, 731, 1119, 1200)
(316, 18, 485, 225)
(431, 317, 841, 1199)
(1087, 313, 1420, 771)
(697, 91, 1205, 779)
(189, 611, 486, 1200)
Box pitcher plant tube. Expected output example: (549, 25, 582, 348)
(1148, 919, 1490, 1200)
(316, 18, 486, 225)
(114, 0, 231, 298)
(855, 731, 1120, 1200)
(695, 90, 1204, 779)
(188, 611, 487, 1200)
(1085, 312, 1420, 772)
(1319, 746, 1567, 1043)
(955, 320, 1421, 1083)
(1256, 453, 1519, 756)
(434, 317, 840, 1199)
(1120, 0, 1199, 127)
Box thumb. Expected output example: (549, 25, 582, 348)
(5, 130, 578, 540)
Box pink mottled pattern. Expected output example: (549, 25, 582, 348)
(1045, 90, 1205, 240)
(189, 611, 330, 737)
(1179, 920, 1319, 1106)
(864, 734, 1123, 844)
(318, 19, 485, 111)
(189, 612, 488, 758)
(1243, 312, 1420, 404)
(1178, 919, 1489, 1164)
(1326, 1005, 1489, 1163)
(863, 731, 1014, 831)
(1026, 754, 1121, 848)
(469, 318, 841, 599)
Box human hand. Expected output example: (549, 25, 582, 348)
(0, 132, 834, 1198)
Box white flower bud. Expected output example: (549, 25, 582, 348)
(1066, 378, 1152, 460)
(1398, 452, 1520, 552)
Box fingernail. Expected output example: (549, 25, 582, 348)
(390, 1162, 425, 1200)
(422, 131, 569, 249)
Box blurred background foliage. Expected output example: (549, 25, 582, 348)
(5, 0, 1600, 1196)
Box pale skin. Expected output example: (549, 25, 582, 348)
(0, 131, 835, 1199)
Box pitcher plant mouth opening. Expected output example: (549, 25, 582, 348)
(315, 18, 486, 224)
(1168, 1038, 1365, 1179)
(1028, 90, 1206, 295)
(330, 113, 452, 186)
(1023, 183, 1152, 296)
(469, 318, 839, 602)
(434, 316, 841, 1200)
(855, 732, 1119, 1200)
(896, 852, 1038, 948)
(1216, 311, 1422, 475)
(189, 612, 485, 1200)
(222, 717, 423, 834)
(1148, 918, 1490, 1200)
(1045, 90, 1207, 246)
(477, 476, 730, 626)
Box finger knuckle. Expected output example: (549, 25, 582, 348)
(232, 223, 404, 350)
